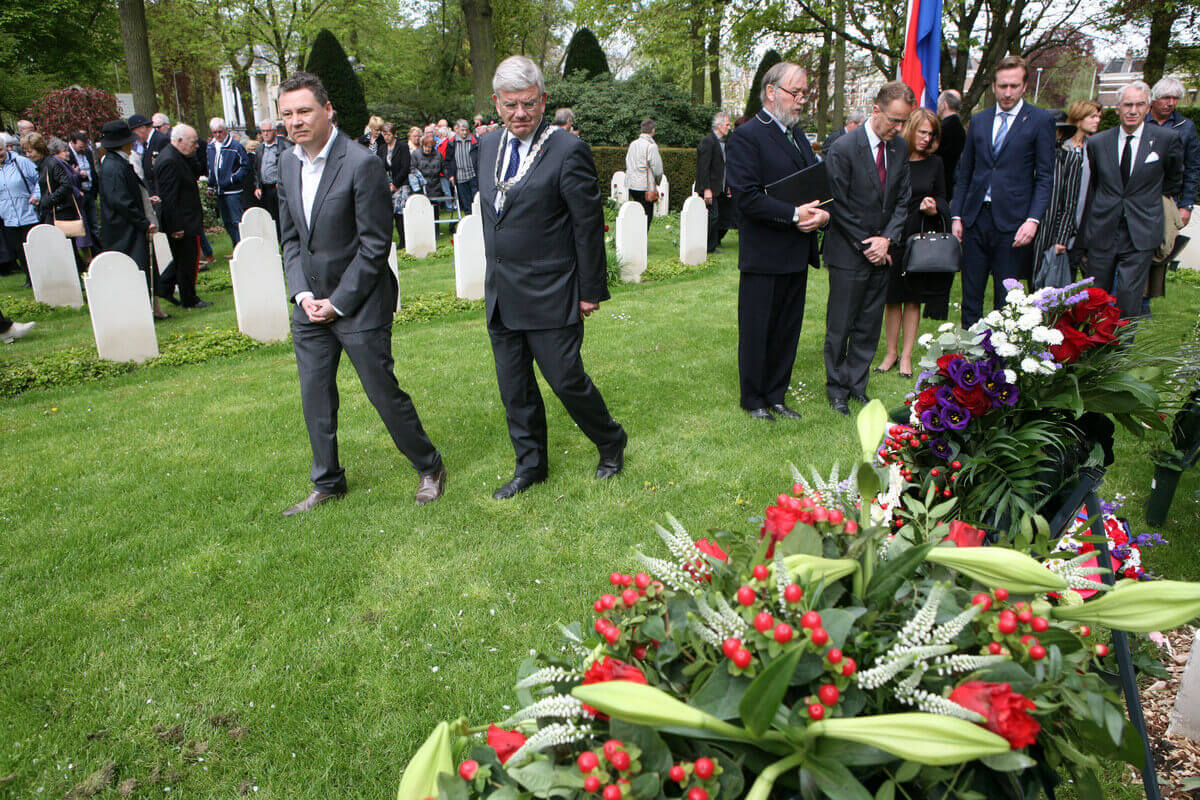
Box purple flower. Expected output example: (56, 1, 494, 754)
(977, 329, 997, 355)
(935, 385, 957, 407)
(946, 358, 980, 389)
(1002, 278, 1023, 291)
(921, 408, 947, 431)
(993, 383, 1020, 407)
(929, 438, 952, 460)
(940, 404, 971, 430)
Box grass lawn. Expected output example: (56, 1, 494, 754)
(0, 215, 1197, 799)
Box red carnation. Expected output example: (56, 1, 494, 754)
(951, 384, 992, 417)
(948, 681, 1040, 749)
(914, 386, 939, 414)
(1048, 321, 1090, 363)
(580, 658, 648, 716)
(943, 520, 986, 548)
(486, 724, 526, 764)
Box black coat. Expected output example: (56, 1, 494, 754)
(725, 110, 822, 274)
(939, 114, 966, 198)
(823, 126, 912, 270)
(99, 152, 151, 270)
(153, 144, 204, 237)
(148, 129, 170, 170)
(38, 156, 79, 222)
(379, 143, 410, 190)
(695, 131, 727, 195)
(477, 121, 608, 330)
(69, 147, 98, 196)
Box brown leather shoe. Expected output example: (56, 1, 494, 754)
(415, 466, 446, 505)
(281, 489, 345, 517)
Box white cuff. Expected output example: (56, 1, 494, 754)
(294, 291, 314, 305)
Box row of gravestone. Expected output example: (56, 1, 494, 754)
(611, 196, 708, 282)
(609, 172, 670, 217)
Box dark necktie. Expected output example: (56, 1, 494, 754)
(1120, 133, 1133, 187)
(876, 141, 887, 187)
(785, 128, 799, 150)
(504, 138, 521, 180)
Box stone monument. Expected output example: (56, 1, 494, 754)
(679, 195, 708, 266)
(23, 224, 83, 308)
(404, 194, 436, 258)
(83, 251, 159, 362)
(615, 201, 648, 283)
(453, 213, 486, 300)
(229, 236, 290, 342)
(239, 206, 279, 252)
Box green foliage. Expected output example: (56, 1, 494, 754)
(396, 293, 485, 324)
(562, 27, 610, 79)
(0, 295, 55, 321)
(306, 29, 370, 138)
(1100, 105, 1200, 130)
(548, 70, 717, 149)
(592, 146, 698, 212)
(744, 50, 782, 121)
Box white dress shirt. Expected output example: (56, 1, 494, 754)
(493, 129, 533, 212)
(1116, 122, 1144, 175)
(292, 129, 343, 314)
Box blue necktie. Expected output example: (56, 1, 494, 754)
(992, 112, 1010, 156)
(503, 138, 521, 180)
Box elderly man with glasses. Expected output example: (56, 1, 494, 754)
(206, 117, 252, 246)
(1146, 77, 1199, 227)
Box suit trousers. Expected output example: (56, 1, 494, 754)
(1086, 220, 1154, 318)
(628, 190, 656, 229)
(960, 204, 1033, 328)
(159, 234, 200, 306)
(707, 194, 733, 252)
(292, 320, 442, 492)
(824, 264, 888, 402)
(1, 223, 33, 277)
(738, 270, 808, 410)
(259, 183, 281, 240)
(81, 190, 103, 249)
(488, 315, 625, 479)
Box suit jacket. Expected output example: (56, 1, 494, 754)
(477, 119, 608, 330)
(1146, 110, 1200, 209)
(821, 126, 847, 157)
(70, 147, 98, 195)
(147, 129, 169, 171)
(939, 114, 966, 197)
(724, 110, 822, 274)
(695, 131, 727, 195)
(278, 130, 396, 332)
(153, 144, 204, 237)
(823, 126, 912, 270)
(951, 102, 1055, 231)
(379, 143, 410, 190)
(1081, 125, 1183, 252)
(98, 152, 151, 269)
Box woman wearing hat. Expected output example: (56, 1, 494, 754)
(97, 119, 169, 319)
(1032, 101, 1102, 287)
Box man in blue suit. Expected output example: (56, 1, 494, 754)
(206, 117, 252, 246)
(725, 62, 829, 421)
(951, 55, 1055, 328)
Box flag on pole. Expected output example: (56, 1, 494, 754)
(900, 0, 942, 109)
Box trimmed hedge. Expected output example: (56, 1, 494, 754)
(592, 146, 697, 212)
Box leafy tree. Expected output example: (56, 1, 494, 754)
(460, 0, 496, 113)
(744, 49, 781, 119)
(548, 69, 717, 147)
(563, 27, 610, 78)
(23, 88, 120, 141)
(306, 28, 370, 136)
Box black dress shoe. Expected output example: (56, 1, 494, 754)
(747, 407, 775, 421)
(492, 474, 546, 500)
(185, 300, 213, 309)
(770, 403, 802, 420)
(157, 292, 181, 306)
(282, 488, 346, 517)
(830, 398, 850, 416)
(850, 393, 870, 404)
(596, 438, 626, 480)
(899, 371, 913, 379)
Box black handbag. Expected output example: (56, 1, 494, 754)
(902, 216, 960, 276)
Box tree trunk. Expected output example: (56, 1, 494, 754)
(832, 0, 846, 130)
(1143, 4, 1180, 88)
(117, 0, 157, 116)
(460, 0, 496, 113)
(237, 69, 257, 137)
(690, 15, 706, 103)
(816, 29, 832, 137)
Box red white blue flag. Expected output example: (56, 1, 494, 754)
(900, 0, 942, 109)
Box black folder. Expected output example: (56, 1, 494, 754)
(764, 161, 832, 207)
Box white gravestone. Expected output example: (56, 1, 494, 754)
(1178, 214, 1200, 272)
(23, 224, 83, 308)
(404, 194, 436, 258)
(388, 242, 402, 313)
(229, 236, 290, 343)
(615, 201, 648, 283)
(471, 193, 481, 219)
(83, 252, 158, 362)
(1168, 630, 1200, 740)
(239, 206, 279, 252)
(453, 213, 486, 300)
(152, 231, 173, 275)
(679, 195, 708, 266)
(611, 171, 627, 203)
(654, 175, 670, 217)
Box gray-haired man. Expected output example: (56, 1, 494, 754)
(696, 111, 733, 252)
(1147, 77, 1199, 226)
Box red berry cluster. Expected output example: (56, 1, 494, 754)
(577, 740, 652, 799)
(593, 573, 666, 653)
(667, 756, 720, 800)
(761, 487, 859, 557)
(975, 590, 1098, 662)
(877, 425, 960, 513)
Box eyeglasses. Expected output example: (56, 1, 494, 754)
(499, 99, 541, 112)
(773, 84, 807, 101)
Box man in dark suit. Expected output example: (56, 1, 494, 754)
(477, 55, 626, 499)
(725, 61, 829, 422)
(276, 72, 446, 515)
(821, 110, 864, 157)
(1081, 81, 1182, 318)
(823, 81, 914, 416)
(153, 123, 210, 309)
(68, 131, 102, 248)
(696, 111, 734, 253)
(148, 113, 172, 166)
(937, 90, 966, 199)
(951, 55, 1055, 328)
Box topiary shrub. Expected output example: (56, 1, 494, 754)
(743, 50, 781, 121)
(563, 28, 610, 80)
(22, 87, 120, 141)
(306, 29, 369, 139)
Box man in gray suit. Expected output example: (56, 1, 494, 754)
(1082, 80, 1183, 318)
(276, 72, 445, 516)
(477, 55, 626, 500)
(822, 81, 914, 416)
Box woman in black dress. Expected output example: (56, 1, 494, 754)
(877, 108, 951, 378)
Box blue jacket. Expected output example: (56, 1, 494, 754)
(951, 102, 1055, 231)
(0, 152, 41, 227)
(1146, 109, 1200, 209)
(207, 137, 252, 194)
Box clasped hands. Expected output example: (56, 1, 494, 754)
(861, 236, 891, 265)
(300, 296, 339, 323)
(794, 200, 828, 233)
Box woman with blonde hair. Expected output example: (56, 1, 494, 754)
(358, 115, 385, 154)
(1031, 99, 1101, 287)
(877, 107, 951, 378)
(407, 126, 422, 152)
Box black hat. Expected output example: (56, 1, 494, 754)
(100, 119, 136, 150)
(1050, 109, 1077, 138)
(127, 113, 152, 130)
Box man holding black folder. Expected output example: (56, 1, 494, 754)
(725, 62, 829, 422)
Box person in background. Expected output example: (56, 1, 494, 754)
(69, 132, 102, 248)
(821, 110, 865, 156)
(254, 118, 286, 239)
(207, 117, 252, 246)
(241, 137, 260, 212)
(0, 305, 35, 343)
(407, 126, 422, 152)
(554, 107, 577, 135)
(1031, 100, 1100, 287)
(937, 89, 966, 200)
(49, 137, 92, 267)
(359, 115, 385, 155)
(444, 119, 479, 211)
(1147, 77, 1199, 227)
(26, 134, 88, 271)
(380, 122, 410, 246)
(696, 111, 733, 253)
(148, 113, 172, 167)
(878, 107, 950, 379)
(625, 118, 663, 228)
(154, 124, 210, 309)
(0, 136, 41, 283)
(13, 121, 35, 155)
(411, 133, 444, 224)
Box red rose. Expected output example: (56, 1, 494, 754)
(936, 353, 963, 376)
(486, 724, 527, 764)
(915, 386, 938, 414)
(948, 681, 1040, 749)
(695, 538, 730, 563)
(943, 520, 986, 548)
(580, 657, 648, 716)
(951, 385, 991, 417)
(1048, 321, 1089, 363)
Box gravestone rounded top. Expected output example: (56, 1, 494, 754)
(25, 223, 69, 249)
(233, 235, 272, 262)
(617, 200, 646, 222)
(87, 250, 141, 278)
(406, 194, 434, 213)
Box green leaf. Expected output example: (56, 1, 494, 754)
(803, 753, 874, 800)
(779, 523, 823, 556)
(690, 666, 751, 720)
(631, 773, 661, 799)
(609, 720, 673, 776)
(816, 607, 864, 650)
(1070, 767, 1105, 800)
(507, 760, 584, 796)
(1104, 704, 1125, 747)
(640, 615, 667, 642)
(980, 751, 1036, 772)
(874, 781, 895, 800)
(739, 645, 806, 737)
(866, 543, 932, 606)
(894, 761, 919, 782)
(438, 773, 470, 800)
(856, 399, 889, 464)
